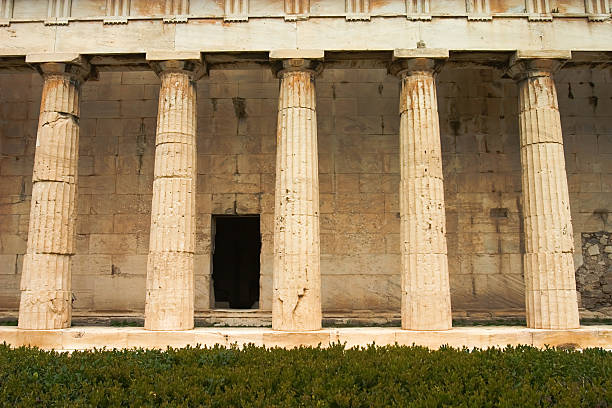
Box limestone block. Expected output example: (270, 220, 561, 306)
(0, 255, 17, 275)
(209, 154, 236, 174)
(0, 215, 18, 234)
(81, 101, 120, 119)
(210, 174, 260, 193)
(75, 234, 89, 254)
(93, 275, 146, 312)
(79, 175, 116, 194)
(71, 254, 112, 276)
(335, 233, 386, 255)
(359, 174, 385, 193)
(76, 214, 113, 235)
(473, 273, 525, 309)
(237, 154, 276, 174)
(319, 213, 336, 234)
(235, 193, 261, 214)
(238, 82, 279, 99)
(112, 214, 149, 235)
(135, 232, 150, 255)
(315, 174, 331, 194)
(258, 193, 274, 214)
(121, 71, 160, 85)
(89, 234, 137, 255)
(336, 115, 382, 135)
(194, 273, 212, 311)
(111, 255, 148, 276)
(120, 85, 145, 101)
(96, 85, 121, 101)
(70, 288, 93, 311)
(321, 254, 400, 275)
(211, 193, 236, 214)
(116, 175, 153, 195)
(385, 233, 400, 254)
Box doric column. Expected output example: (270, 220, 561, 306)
(508, 51, 580, 329)
(270, 50, 323, 331)
(18, 54, 90, 329)
(390, 49, 452, 330)
(144, 52, 205, 331)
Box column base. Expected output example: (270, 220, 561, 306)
(18, 289, 72, 330)
(145, 289, 194, 331)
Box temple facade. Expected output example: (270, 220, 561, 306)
(0, 0, 611, 332)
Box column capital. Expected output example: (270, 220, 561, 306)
(389, 48, 448, 78)
(270, 49, 324, 78)
(507, 50, 571, 81)
(26, 53, 92, 82)
(146, 51, 207, 80)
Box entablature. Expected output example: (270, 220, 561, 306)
(0, 0, 609, 25)
(1, 12, 612, 58)
(1, 50, 611, 75)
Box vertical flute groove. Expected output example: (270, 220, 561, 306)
(398, 66, 452, 330)
(273, 68, 322, 331)
(19, 71, 83, 330)
(145, 71, 197, 331)
(517, 69, 579, 329)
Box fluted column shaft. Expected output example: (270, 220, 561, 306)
(272, 59, 323, 331)
(510, 58, 579, 329)
(19, 59, 89, 329)
(145, 60, 203, 331)
(392, 58, 452, 330)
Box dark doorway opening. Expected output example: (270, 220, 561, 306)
(212, 215, 261, 309)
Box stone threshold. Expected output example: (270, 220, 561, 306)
(0, 309, 529, 325)
(0, 309, 528, 317)
(1, 326, 611, 351)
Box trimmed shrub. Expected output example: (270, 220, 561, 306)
(0, 343, 610, 407)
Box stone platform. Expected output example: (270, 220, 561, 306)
(1, 326, 611, 351)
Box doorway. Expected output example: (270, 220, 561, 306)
(212, 215, 261, 309)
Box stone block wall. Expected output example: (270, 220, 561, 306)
(437, 68, 525, 311)
(0, 73, 40, 311)
(557, 68, 612, 314)
(1, 66, 611, 315)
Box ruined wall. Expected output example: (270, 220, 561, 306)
(577, 232, 612, 313)
(1, 66, 611, 315)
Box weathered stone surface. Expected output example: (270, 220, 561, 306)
(2, 57, 612, 324)
(392, 57, 452, 330)
(1, 326, 612, 351)
(509, 56, 580, 329)
(272, 59, 323, 331)
(18, 59, 90, 330)
(145, 61, 202, 331)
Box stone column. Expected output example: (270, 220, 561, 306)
(18, 54, 90, 329)
(390, 50, 452, 330)
(508, 51, 580, 329)
(144, 53, 205, 331)
(270, 51, 323, 331)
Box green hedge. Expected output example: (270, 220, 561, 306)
(0, 343, 610, 407)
